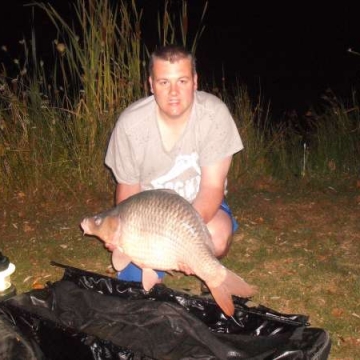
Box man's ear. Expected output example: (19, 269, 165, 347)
(149, 76, 154, 93)
(194, 73, 198, 90)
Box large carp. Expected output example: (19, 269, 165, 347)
(80, 189, 257, 316)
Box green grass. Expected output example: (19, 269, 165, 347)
(227, 187, 360, 359)
(2, 184, 359, 359)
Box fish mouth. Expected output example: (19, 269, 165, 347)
(80, 218, 89, 235)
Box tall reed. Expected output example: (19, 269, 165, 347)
(306, 91, 360, 178)
(225, 84, 277, 182)
(0, 37, 75, 195)
(156, 0, 208, 52)
(34, 0, 146, 185)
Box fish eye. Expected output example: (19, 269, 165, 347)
(94, 216, 102, 226)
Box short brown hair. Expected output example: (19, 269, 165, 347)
(148, 45, 197, 77)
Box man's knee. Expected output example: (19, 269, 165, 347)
(207, 209, 233, 258)
(213, 234, 232, 258)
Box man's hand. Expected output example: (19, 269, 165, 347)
(104, 242, 116, 252)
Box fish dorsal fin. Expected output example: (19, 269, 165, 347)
(158, 188, 178, 195)
(142, 268, 160, 291)
(111, 248, 131, 271)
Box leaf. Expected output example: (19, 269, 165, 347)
(331, 308, 344, 317)
(23, 222, 35, 232)
(32, 282, 44, 290)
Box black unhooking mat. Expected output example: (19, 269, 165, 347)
(0, 262, 331, 360)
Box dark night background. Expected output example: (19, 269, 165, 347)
(1, 0, 360, 118)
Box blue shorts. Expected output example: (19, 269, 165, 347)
(220, 199, 239, 233)
(117, 264, 165, 282)
(117, 198, 238, 282)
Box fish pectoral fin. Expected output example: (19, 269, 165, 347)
(111, 249, 131, 271)
(178, 262, 194, 275)
(142, 268, 160, 291)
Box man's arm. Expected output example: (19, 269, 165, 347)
(115, 183, 141, 204)
(192, 156, 232, 224)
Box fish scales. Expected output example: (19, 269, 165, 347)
(81, 189, 257, 316)
(117, 190, 216, 275)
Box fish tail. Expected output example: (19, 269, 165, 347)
(209, 270, 257, 316)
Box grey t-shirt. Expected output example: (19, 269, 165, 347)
(105, 91, 243, 202)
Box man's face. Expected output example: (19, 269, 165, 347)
(149, 58, 198, 122)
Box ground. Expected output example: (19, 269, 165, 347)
(1, 179, 359, 359)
